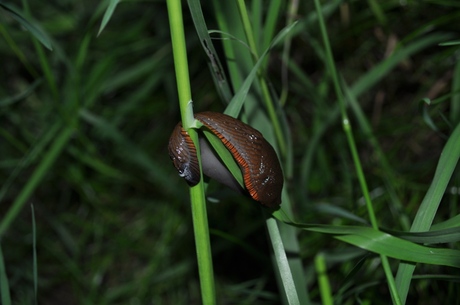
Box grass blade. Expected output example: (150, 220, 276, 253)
(266, 218, 300, 305)
(0, 126, 75, 237)
(0, 2, 52, 50)
(0, 244, 11, 305)
(98, 0, 121, 36)
(396, 119, 460, 302)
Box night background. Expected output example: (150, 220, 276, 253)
(1, 0, 459, 304)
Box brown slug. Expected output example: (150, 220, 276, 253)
(168, 111, 283, 208)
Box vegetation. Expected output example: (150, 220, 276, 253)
(1, 0, 459, 304)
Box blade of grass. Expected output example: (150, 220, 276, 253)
(166, 0, 216, 304)
(224, 21, 298, 117)
(78, 109, 174, 193)
(351, 33, 454, 97)
(187, 0, 232, 103)
(292, 224, 460, 268)
(431, 214, 460, 230)
(236, 0, 286, 157)
(98, 0, 121, 36)
(0, 2, 52, 50)
(343, 83, 411, 230)
(266, 217, 300, 305)
(0, 121, 61, 203)
(315, 253, 333, 305)
(299, 33, 453, 191)
(0, 125, 75, 237)
(202, 130, 244, 188)
(0, 244, 11, 305)
(21, 0, 58, 100)
(450, 60, 460, 125)
(0, 23, 39, 77)
(313, 1, 401, 304)
(31, 204, 38, 305)
(396, 119, 460, 303)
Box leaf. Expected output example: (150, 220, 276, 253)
(98, 0, 121, 36)
(0, 2, 52, 50)
(396, 112, 460, 298)
(201, 129, 244, 188)
(0, 244, 11, 305)
(384, 227, 460, 244)
(290, 224, 460, 268)
(224, 21, 298, 117)
(187, 0, 233, 103)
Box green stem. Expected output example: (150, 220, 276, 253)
(313, 1, 401, 304)
(22, 0, 58, 101)
(0, 126, 74, 237)
(166, 1, 216, 304)
(235, 0, 286, 158)
(315, 253, 333, 305)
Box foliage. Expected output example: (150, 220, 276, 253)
(1, 0, 459, 304)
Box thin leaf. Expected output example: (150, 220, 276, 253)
(0, 79, 42, 107)
(224, 21, 298, 117)
(187, 0, 232, 103)
(201, 130, 244, 188)
(396, 110, 460, 301)
(0, 244, 11, 305)
(0, 2, 52, 50)
(292, 224, 460, 268)
(431, 214, 460, 231)
(266, 218, 300, 305)
(384, 227, 460, 244)
(98, 0, 121, 36)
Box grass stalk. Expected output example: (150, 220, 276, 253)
(166, 0, 216, 304)
(21, 0, 58, 101)
(32, 204, 38, 305)
(0, 244, 11, 305)
(0, 126, 75, 238)
(315, 253, 333, 305)
(396, 121, 460, 303)
(313, 0, 401, 304)
(235, 0, 286, 158)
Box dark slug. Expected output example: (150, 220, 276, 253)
(168, 111, 283, 208)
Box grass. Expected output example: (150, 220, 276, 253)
(1, 0, 460, 304)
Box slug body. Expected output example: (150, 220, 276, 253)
(168, 111, 283, 208)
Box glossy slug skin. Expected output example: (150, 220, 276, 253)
(168, 112, 283, 208)
(168, 122, 200, 185)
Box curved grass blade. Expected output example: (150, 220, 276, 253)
(431, 214, 460, 231)
(0, 2, 52, 50)
(292, 224, 460, 268)
(0, 79, 42, 107)
(0, 126, 75, 237)
(384, 227, 460, 244)
(98, 0, 121, 36)
(396, 113, 460, 302)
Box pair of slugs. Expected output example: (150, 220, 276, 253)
(168, 112, 283, 209)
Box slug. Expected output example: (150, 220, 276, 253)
(168, 111, 283, 208)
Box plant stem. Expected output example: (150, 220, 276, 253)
(315, 253, 333, 305)
(236, 0, 286, 158)
(166, 1, 216, 304)
(313, 1, 401, 304)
